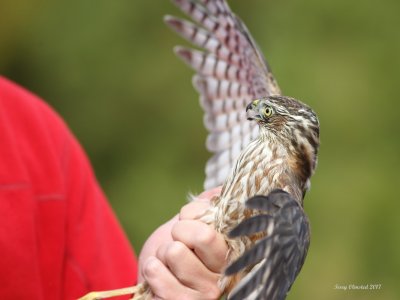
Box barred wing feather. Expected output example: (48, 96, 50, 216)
(165, 0, 281, 189)
(226, 190, 310, 300)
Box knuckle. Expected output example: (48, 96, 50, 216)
(197, 226, 217, 246)
(155, 243, 167, 261)
(155, 247, 163, 259)
(170, 222, 180, 239)
(170, 220, 189, 240)
(179, 203, 191, 220)
(142, 257, 160, 278)
(165, 241, 187, 263)
(179, 204, 188, 220)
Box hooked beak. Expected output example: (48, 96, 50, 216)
(245, 102, 253, 112)
(246, 100, 261, 121)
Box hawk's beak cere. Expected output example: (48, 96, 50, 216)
(246, 99, 261, 121)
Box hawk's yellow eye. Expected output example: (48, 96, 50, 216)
(263, 106, 273, 118)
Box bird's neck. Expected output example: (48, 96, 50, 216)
(220, 136, 306, 206)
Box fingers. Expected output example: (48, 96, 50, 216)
(142, 256, 186, 299)
(142, 255, 221, 300)
(156, 241, 220, 293)
(138, 216, 177, 282)
(171, 220, 228, 273)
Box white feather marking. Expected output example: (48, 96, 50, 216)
(241, 132, 251, 150)
(200, 96, 253, 114)
(217, 165, 231, 184)
(193, 30, 208, 45)
(202, 0, 218, 15)
(204, 110, 248, 132)
(205, 151, 229, 174)
(202, 55, 217, 74)
(204, 77, 218, 96)
(192, 8, 204, 23)
(205, 36, 220, 51)
(206, 122, 246, 150)
(194, 76, 250, 99)
(251, 126, 259, 139)
(215, 59, 228, 77)
(231, 139, 243, 159)
(204, 178, 217, 190)
(206, 131, 230, 151)
(215, 25, 229, 41)
(204, 130, 254, 180)
(203, 16, 216, 30)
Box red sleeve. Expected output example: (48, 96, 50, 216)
(0, 77, 137, 300)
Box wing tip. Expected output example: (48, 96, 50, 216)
(192, 74, 206, 93)
(164, 15, 183, 31)
(173, 46, 192, 61)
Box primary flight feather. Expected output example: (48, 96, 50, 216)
(164, 0, 281, 190)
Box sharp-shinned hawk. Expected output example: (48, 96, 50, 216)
(80, 0, 320, 299)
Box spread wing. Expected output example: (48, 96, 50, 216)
(225, 190, 310, 300)
(165, 0, 281, 189)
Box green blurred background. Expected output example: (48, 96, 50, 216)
(1, 0, 399, 299)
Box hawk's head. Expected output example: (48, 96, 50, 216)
(247, 96, 320, 182)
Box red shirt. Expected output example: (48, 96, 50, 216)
(0, 77, 137, 299)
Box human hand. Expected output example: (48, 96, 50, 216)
(138, 187, 227, 300)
